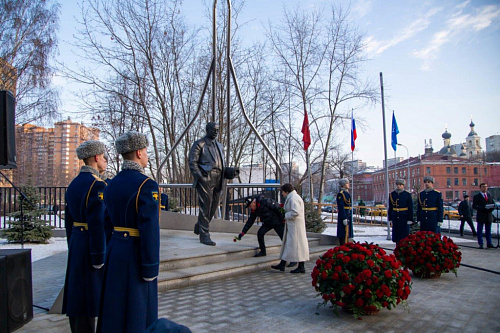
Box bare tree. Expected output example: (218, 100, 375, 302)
(266, 5, 327, 197)
(0, 0, 60, 124)
(315, 5, 378, 203)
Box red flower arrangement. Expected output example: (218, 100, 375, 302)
(312, 242, 412, 318)
(394, 231, 462, 278)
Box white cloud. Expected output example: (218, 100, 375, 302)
(363, 7, 442, 56)
(353, 0, 372, 18)
(414, 3, 500, 70)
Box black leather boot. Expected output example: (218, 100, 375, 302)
(194, 223, 200, 235)
(254, 251, 267, 257)
(290, 262, 305, 274)
(271, 260, 286, 272)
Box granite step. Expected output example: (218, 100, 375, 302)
(157, 242, 333, 292)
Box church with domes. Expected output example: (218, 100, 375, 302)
(425, 119, 483, 159)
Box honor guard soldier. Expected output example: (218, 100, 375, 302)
(62, 140, 108, 333)
(336, 179, 353, 244)
(388, 179, 414, 243)
(97, 132, 160, 333)
(417, 176, 443, 233)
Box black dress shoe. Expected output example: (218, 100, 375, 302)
(487, 244, 495, 248)
(254, 252, 267, 257)
(290, 267, 306, 274)
(271, 264, 285, 272)
(460, 234, 464, 237)
(287, 262, 297, 267)
(478, 245, 484, 249)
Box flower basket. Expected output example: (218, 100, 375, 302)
(394, 231, 461, 278)
(312, 242, 412, 319)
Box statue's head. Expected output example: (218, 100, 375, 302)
(206, 122, 219, 140)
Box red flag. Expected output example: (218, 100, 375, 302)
(302, 110, 311, 151)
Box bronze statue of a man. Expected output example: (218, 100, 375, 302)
(189, 122, 238, 246)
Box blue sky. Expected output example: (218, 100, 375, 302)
(56, 0, 500, 168)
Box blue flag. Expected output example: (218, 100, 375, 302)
(391, 111, 399, 151)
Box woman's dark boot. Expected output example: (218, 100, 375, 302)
(271, 260, 286, 272)
(290, 262, 305, 274)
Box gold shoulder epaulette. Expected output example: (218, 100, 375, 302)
(434, 189, 440, 193)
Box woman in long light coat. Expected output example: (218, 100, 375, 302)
(271, 183, 310, 273)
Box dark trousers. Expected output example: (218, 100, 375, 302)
(460, 217, 476, 235)
(195, 169, 222, 235)
(257, 223, 285, 253)
(477, 222, 493, 247)
(69, 316, 95, 333)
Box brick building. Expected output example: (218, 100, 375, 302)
(371, 155, 500, 203)
(13, 118, 100, 186)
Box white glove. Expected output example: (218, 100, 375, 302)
(343, 219, 348, 226)
(93, 264, 104, 269)
(438, 222, 443, 227)
(407, 221, 413, 225)
(143, 276, 157, 282)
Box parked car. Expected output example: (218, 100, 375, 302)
(321, 205, 337, 213)
(493, 202, 500, 222)
(370, 205, 387, 217)
(443, 206, 460, 220)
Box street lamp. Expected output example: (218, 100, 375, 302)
(397, 143, 410, 190)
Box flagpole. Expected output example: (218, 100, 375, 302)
(351, 109, 355, 226)
(380, 72, 391, 240)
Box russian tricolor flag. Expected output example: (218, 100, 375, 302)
(351, 111, 357, 152)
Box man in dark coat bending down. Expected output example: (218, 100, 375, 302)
(234, 196, 296, 267)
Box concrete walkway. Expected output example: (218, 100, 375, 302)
(15, 231, 500, 333)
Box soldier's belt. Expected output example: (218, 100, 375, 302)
(345, 207, 352, 209)
(114, 226, 140, 237)
(73, 222, 88, 230)
(421, 207, 438, 211)
(393, 208, 408, 212)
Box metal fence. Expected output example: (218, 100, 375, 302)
(0, 186, 67, 229)
(0, 184, 280, 229)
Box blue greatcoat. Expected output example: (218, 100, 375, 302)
(336, 190, 354, 240)
(97, 169, 160, 333)
(62, 169, 107, 318)
(388, 190, 413, 243)
(417, 189, 443, 233)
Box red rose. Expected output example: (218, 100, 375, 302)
(384, 270, 392, 278)
(355, 298, 364, 307)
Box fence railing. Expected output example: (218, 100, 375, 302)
(0, 184, 281, 229)
(1, 184, 403, 230)
(0, 186, 67, 229)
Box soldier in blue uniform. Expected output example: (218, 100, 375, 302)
(336, 179, 353, 244)
(97, 131, 160, 333)
(62, 140, 108, 333)
(417, 176, 443, 233)
(388, 179, 414, 243)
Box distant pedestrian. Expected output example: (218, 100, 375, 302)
(472, 183, 495, 249)
(62, 140, 108, 333)
(417, 176, 443, 233)
(458, 195, 476, 237)
(388, 179, 413, 243)
(271, 184, 309, 273)
(97, 131, 160, 333)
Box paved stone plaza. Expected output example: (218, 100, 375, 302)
(15, 232, 500, 332)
